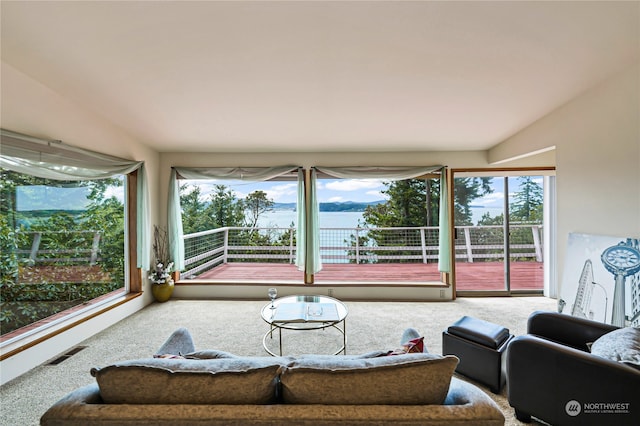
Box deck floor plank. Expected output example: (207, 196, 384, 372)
(195, 262, 544, 291)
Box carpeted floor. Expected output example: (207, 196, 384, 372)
(0, 296, 557, 426)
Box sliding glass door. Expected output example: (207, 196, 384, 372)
(453, 171, 551, 294)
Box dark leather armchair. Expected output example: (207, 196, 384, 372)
(506, 311, 640, 426)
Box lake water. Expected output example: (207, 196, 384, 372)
(257, 210, 364, 229)
(257, 208, 503, 229)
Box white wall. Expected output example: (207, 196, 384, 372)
(490, 64, 640, 296)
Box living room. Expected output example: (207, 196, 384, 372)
(1, 1, 639, 425)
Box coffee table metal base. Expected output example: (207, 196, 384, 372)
(262, 320, 347, 356)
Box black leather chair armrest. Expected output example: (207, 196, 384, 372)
(507, 334, 640, 425)
(527, 311, 618, 351)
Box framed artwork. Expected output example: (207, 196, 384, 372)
(559, 233, 640, 327)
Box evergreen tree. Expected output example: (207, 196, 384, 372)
(179, 184, 209, 234)
(363, 179, 429, 227)
(453, 177, 493, 225)
(510, 176, 543, 223)
(362, 177, 493, 228)
(204, 185, 245, 228)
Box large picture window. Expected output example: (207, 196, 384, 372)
(175, 172, 302, 280)
(0, 171, 127, 336)
(172, 166, 450, 285)
(0, 129, 147, 342)
(312, 174, 445, 283)
(168, 167, 303, 280)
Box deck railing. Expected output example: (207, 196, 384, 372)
(12, 225, 543, 280)
(14, 230, 102, 265)
(182, 224, 543, 279)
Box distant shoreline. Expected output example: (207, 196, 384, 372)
(273, 200, 384, 213)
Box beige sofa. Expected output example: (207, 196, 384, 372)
(41, 328, 505, 426)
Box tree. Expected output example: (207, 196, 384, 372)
(204, 185, 245, 228)
(0, 170, 125, 335)
(80, 196, 125, 283)
(360, 178, 440, 263)
(510, 176, 543, 223)
(356, 176, 493, 264)
(363, 177, 493, 228)
(474, 177, 544, 262)
(453, 177, 493, 225)
(362, 179, 432, 227)
(179, 184, 210, 234)
(244, 190, 274, 228)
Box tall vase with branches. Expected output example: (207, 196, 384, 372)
(149, 225, 174, 302)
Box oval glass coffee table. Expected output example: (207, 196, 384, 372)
(261, 295, 348, 356)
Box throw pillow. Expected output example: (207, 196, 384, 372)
(154, 327, 196, 356)
(590, 327, 640, 369)
(386, 336, 425, 356)
(182, 349, 238, 359)
(153, 353, 185, 359)
(91, 357, 290, 404)
(280, 353, 458, 405)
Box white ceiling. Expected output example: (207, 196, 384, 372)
(2, 1, 638, 153)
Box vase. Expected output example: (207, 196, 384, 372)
(152, 278, 174, 302)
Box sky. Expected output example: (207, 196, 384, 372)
(16, 183, 125, 211)
(16, 176, 544, 211)
(182, 178, 390, 204)
(183, 176, 543, 208)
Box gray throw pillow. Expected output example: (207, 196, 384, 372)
(590, 327, 640, 369)
(154, 327, 196, 356)
(280, 353, 458, 405)
(182, 349, 238, 359)
(91, 357, 290, 404)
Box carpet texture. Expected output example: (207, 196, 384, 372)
(0, 296, 557, 426)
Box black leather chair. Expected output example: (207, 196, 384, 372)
(506, 311, 640, 426)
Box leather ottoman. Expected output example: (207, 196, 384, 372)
(442, 316, 513, 393)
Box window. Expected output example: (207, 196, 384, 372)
(0, 170, 127, 337)
(313, 175, 444, 283)
(0, 129, 146, 342)
(178, 176, 302, 280)
(172, 166, 450, 285)
(452, 169, 555, 294)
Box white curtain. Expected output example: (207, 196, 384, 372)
(168, 168, 185, 271)
(0, 129, 149, 269)
(295, 169, 306, 271)
(300, 169, 321, 274)
(168, 166, 301, 271)
(313, 165, 450, 273)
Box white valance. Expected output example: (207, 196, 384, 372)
(173, 166, 299, 181)
(1, 129, 143, 180)
(0, 128, 149, 269)
(314, 166, 444, 180)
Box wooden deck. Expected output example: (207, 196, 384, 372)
(195, 261, 544, 291)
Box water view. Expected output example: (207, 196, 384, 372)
(257, 208, 504, 229)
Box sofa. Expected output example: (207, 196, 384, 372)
(41, 327, 505, 425)
(507, 311, 640, 426)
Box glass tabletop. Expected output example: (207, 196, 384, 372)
(261, 295, 348, 329)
